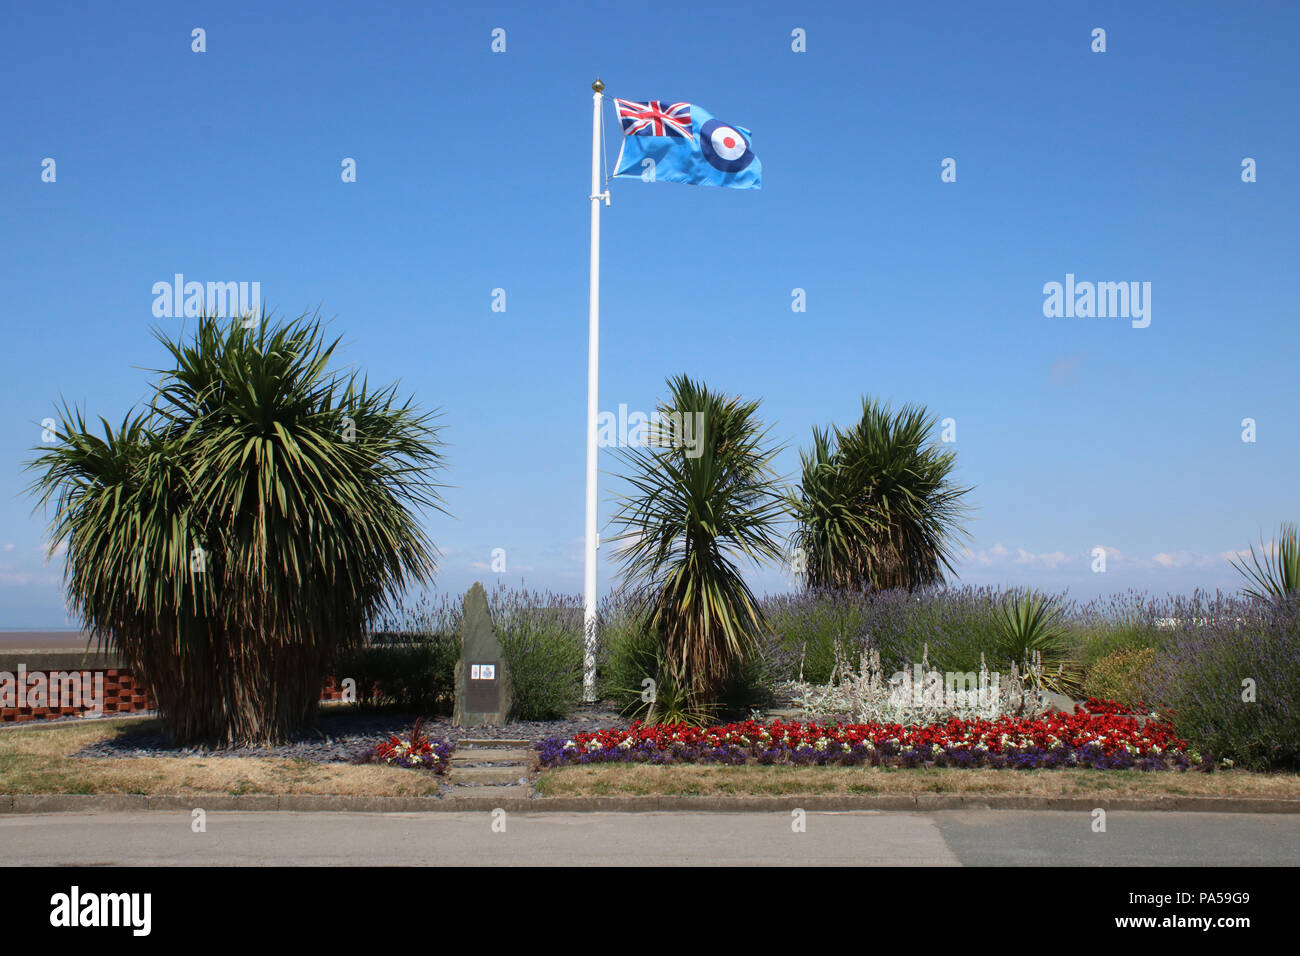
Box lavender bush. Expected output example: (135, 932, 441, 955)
(1144, 594, 1300, 770)
(1070, 590, 1173, 664)
(490, 586, 585, 720)
(761, 589, 866, 682)
(759, 587, 1227, 685)
(761, 586, 1011, 680)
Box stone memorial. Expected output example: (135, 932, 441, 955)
(452, 582, 512, 726)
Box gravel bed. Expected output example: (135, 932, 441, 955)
(71, 707, 630, 764)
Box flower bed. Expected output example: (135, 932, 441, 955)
(356, 719, 455, 774)
(537, 700, 1197, 771)
(1077, 696, 1145, 717)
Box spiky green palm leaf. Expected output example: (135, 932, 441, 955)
(1232, 523, 1300, 604)
(28, 312, 447, 745)
(610, 376, 786, 708)
(788, 426, 876, 589)
(992, 588, 1081, 695)
(789, 397, 971, 592)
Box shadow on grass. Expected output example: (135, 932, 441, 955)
(70, 710, 428, 762)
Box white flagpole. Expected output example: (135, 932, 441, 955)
(583, 78, 608, 703)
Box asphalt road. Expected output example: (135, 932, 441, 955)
(1, 810, 1297, 866)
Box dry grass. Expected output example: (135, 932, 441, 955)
(8, 718, 1300, 803)
(0, 717, 441, 797)
(536, 763, 1300, 799)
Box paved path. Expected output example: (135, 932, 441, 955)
(2, 810, 1298, 865)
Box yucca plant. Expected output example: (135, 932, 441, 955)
(789, 397, 971, 591)
(992, 589, 1081, 696)
(628, 667, 719, 728)
(610, 375, 786, 710)
(27, 312, 446, 745)
(1232, 523, 1300, 604)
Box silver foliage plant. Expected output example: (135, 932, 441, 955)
(779, 644, 1050, 725)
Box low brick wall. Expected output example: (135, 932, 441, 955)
(0, 668, 155, 724)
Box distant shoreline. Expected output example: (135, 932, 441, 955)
(0, 630, 93, 649)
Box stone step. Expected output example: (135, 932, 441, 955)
(765, 709, 801, 720)
(448, 766, 533, 787)
(450, 748, 536, 765)
(457, 738, 533, 748)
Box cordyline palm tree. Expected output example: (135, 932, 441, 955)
(610, 375, 786, 712)
(1232, 523, 1300, 604)
(27, 312, 446, 745)
(789, 397, 971, 591)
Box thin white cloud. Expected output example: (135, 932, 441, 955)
(1151, 551, 1223, 569)
(1014, 548, 1069, 569)
(961, 542, 1072, 569)
(960, 541, 1237, 574)
(470, 561, 535, 573)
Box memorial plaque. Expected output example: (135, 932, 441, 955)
(452, 583, 512, 726)
(465, 661, 502, 712)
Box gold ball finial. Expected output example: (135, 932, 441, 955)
(592, 78, 605, 93)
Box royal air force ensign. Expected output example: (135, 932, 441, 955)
(613, 98, 762, 189)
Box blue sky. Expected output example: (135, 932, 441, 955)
(2, 2, 1297, 627)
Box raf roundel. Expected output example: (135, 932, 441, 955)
(700, 118, 755, 173)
